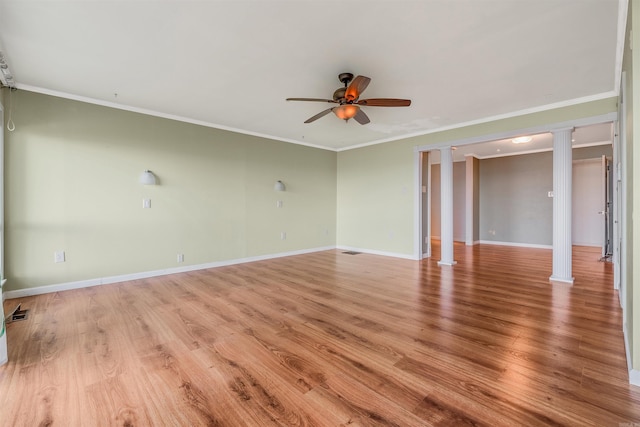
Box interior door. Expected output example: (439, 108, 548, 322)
(421, 151, 431, 258)
(616, 74, 627, 307)
(601, 155, 613, 258)
(572, 159, 605, 247)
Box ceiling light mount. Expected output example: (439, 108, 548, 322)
(512, 136, 532, 144)
(338, 72, 354, 86)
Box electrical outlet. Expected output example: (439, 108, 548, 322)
(177, 253, 184, 263)
(143, 199, 151, 208)
(276, 200, 283, 208)
(280, 232, 286, 240)
(54, 251, 65, 263)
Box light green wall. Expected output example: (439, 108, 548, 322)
(337, 97, 617, 256)
(3, 90, 337, 292)
(337, 141, 415, 254)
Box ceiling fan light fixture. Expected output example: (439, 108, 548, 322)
(512, 136, 532, 144)
(287, 73, 411, 124)
(334, 104, 359, 120)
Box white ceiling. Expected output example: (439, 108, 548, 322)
(0, 1, 625, 151)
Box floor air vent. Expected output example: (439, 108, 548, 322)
(342, 251, 361, 255)
(5, 303, 29, 323)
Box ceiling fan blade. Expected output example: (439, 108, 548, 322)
(287, 98, 337, 103)
(357, 98, 411, 107)
(304, 107, 334, 123)
(353, 109, 370, 125)
(345, 75, 371, 101)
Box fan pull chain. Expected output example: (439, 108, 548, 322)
(6, 87, 16, 131)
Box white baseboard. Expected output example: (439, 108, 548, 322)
(428, 236, 466, 243)
(478, 240, 553, 250)
(623, 322, 631, 371)
(336, 246, 418, 260)
(2, 246, 336, 300)
(623, 321, 636, 382)
(630, 369, 640, 387)
(571, 242, 602, 248)
(549, 275, 575, 285)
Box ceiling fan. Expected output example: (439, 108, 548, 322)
(286, 73, 411, 125)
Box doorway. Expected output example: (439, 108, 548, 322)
(572, 158, 607, 249)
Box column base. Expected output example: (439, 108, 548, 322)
(549, 275, 574, 285)
(437, 260, 457, 266)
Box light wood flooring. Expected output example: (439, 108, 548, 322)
(1, 243, 638, 426)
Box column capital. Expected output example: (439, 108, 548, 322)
(550, 126, 574, 134)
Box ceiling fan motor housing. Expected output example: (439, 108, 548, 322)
(333, 87, 347, 102)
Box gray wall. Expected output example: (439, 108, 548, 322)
(470, 156, 480, 243)
(479, 152, 553, 245)
(478, 145, 613, 246)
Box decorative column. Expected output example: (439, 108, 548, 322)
(550, 127, 574, 284)
(438, 147, 456, 266)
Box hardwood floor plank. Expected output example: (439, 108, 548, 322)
(314, 373, 428, 427)
(138, 340, 230, 426)
(86, 374, 153, 426)
(192, 342, 324, 426)
(281, 323, 431, 411)
(396, 355, 579, 426)
(1, 243, 638, 426)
